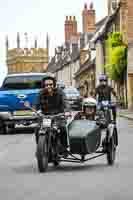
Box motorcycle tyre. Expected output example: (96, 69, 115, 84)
(107, 137, 116, 165)
(36, 135, 48, 173)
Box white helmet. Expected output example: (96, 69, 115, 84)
(82, 97, 97, 108)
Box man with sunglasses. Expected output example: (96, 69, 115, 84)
(35, 73, 67, 146)
(37, 73, 65, 115)
(95, 74, 117, 123)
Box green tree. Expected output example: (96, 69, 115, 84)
(105, 32, 127, 83)
(111, 32, 123, 47)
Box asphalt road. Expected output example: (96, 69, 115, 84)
(0, 117, 133, 200)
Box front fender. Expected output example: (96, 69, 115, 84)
(108, 124, 115, 138)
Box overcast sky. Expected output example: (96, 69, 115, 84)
(0, 0, 107, 84)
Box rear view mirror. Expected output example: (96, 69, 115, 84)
(23, 101, 37, 113)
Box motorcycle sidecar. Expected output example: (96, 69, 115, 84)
(68, 120, 101, 155)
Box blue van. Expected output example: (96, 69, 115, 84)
(0, 73, 47, 134)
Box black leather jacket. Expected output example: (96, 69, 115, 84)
(36, 88, 65, 114)
(95, 85, 116, 102)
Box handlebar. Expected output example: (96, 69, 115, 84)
(42, 113, 65, 119)
(36, 112, 65, 120)
(97, 101, 118, 107)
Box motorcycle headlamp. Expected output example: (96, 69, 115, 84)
(42, 118, 51, 127)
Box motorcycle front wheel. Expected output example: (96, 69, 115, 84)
(36, 135, 48, 173)
(107, 136, 116, 165)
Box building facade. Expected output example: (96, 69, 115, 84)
(6, 33, 49, 74)
(47, 45, 80, 87)
(74, 2, 107, 97)
(48, 2, 106, 95)
(74, 58, 95, 98)
(91, 0, 133, 109)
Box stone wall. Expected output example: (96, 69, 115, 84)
(6, 48, 48, 74)
(127, 42, 133, 109)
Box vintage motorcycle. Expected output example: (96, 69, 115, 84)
(36, 112, 69, 172)
(96, 100, 118, 152)
(24, 101, 118, 173)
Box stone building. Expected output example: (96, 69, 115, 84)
(74, 53, 95, 97)
(47, 15, 80, 87)
(73, 3, 107, 97)
(6, 33, 49, 74)
(91, 0, 133, 109)
(47, 45, 80, 87)
(47, 2, 107, 94)
(126, 0, 133, 109)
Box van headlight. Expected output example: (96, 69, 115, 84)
(0, 112, 12, 119)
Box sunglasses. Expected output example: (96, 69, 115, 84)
(100, 80, 107, 82)
(44, 83, 54, 87)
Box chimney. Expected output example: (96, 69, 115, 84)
(73, 16, 77, 36)
(82, 1, 96, 33)
(64, 15, 78, 43)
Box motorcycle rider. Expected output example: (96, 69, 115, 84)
(74, 97, 97, 120)
(35, 73, 67, 146)
(95, 74, 117, 123)
(36, 73, 65, 114)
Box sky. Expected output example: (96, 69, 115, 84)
(0, 0, 107, 85)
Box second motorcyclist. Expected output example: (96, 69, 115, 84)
(95, 74, 117, 123)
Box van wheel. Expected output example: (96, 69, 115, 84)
(0, 120, 7, 134)
(8, 124, 15, 134)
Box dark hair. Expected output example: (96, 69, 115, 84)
(41, 76, 56, 88)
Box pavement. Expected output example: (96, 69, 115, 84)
(118, 109, 133, 121)
(0, 117, 133, 200)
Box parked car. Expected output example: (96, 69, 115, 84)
(57, 80, 65, 90)
(62, 87, 82, 111)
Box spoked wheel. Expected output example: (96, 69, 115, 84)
(107, 136, 116, 165)
(36, 135, 48, 173)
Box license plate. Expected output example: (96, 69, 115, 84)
(14, 110, 33, 116)
(69, 101, 74, 104)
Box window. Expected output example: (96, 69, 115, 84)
(2, 75, 45, 90)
